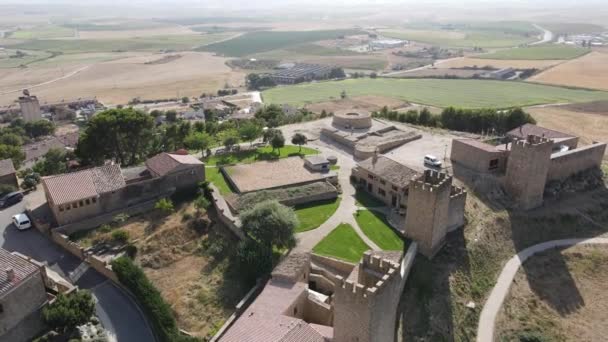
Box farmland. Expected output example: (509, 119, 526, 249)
(477, 45, 590, 60)
(528, 52, 608, 91)
(437, 57, 563, 70)
(8, 25, 75, 39)
(262, 78, 608, 108)
(199, 29, 362, 57)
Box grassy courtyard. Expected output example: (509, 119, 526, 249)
(203, 145, 319, 166)
(206, 167, 234, 195)
(355, 210, 404, 251)
(355, 190, 386, 208)
(313, 223, 371, 263)
(294, 198, 341, 233)
(477, 45, 590, 60)
(262, 78, 608, 109)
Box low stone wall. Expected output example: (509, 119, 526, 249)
(209, 184, 245, 240)
(311, 254, 356, 275)
(89, 255, 119, 283)
(547, 143, 607, 181)
(51, 231, 85, 259)
(354, 134, 421, 160)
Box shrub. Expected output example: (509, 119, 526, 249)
(112, 213, 130, 226)
(111, 257, 199, 342)
(42, 291, 95, 333)
(182, 212, 193, 221)
(111, 229, 129, 244)
(99, 224, 112, 233)
(0, 184, 16, 196)
(154, 198, 174, 215)
(124, 244, 138, 259)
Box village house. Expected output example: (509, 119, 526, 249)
(0, 159, 18, 189)
(0, 248, 48, 342)
(43, 152, 204, 226)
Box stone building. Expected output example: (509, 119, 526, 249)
(506, 123, 578, 151)
(0, 159, 18, 189)
(0, 248, 48, 342)
(17, 93, 42, 122)
(351, 155, 419, 210)
(403, 170, 467, 258)
(43, 152, 205, 226)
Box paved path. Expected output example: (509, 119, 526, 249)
(477, 238, 608, 342)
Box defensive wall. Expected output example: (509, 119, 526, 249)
(547, 143, 607, 181)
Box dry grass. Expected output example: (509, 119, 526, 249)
(76, 26, 198, 39)
(529, 52, 608, 91)
(437, 57, 563, 69)
(304, 95, 408, 113)
(496, 245, 608, 342)
(527, 106, 608, 157)
(0, 52, 244, 106)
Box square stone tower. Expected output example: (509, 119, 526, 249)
(18, 94, 42, 122)
(505, 135, 553, 210)
(404, 170, 453, 258)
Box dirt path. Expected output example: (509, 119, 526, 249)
(477, 237, 608, 342)
(0, 65, 91, 96)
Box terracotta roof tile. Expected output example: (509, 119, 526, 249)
(145, 153, 203, 177)
(507, 124, 574, 140)
(43, 164, 125, 205)
(0, 159, 16, 177)
(357, 155, 419, 188)
(0, 248, 40, 297)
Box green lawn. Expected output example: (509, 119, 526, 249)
(477, 45, 590, 60)
(206, 167, 234, 195)
(199, 29, 362, 57)
(313, 223, 371, 263)
(355, 190, 386, 208)
(355, 210, 404, 251)
(294, 198, 341, 233)
(10, 33, 233, 53)
(204, 145, 319, 166)
(262, 78, 608, 109)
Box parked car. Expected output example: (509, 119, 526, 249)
(0, 191, 24, 208)
(423, 155, 442, 168)
(12, 213, 32, 231)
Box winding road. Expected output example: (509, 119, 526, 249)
(476, 238, 608, 342)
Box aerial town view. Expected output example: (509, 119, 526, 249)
(1, 0, 608, 341)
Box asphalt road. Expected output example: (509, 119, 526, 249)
(0, 197, 155, 342)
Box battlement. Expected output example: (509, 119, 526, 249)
(410, 169, 452, 192)
(449, 185, 467, 200)
(513, 134, 552, 148)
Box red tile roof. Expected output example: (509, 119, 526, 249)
(507, 124, 574, 140)
(0, 248, 40, 297)
(43, 164, 125, 205)
(454, 139, 501, 153)
(358, 155, 419, 188)
(0, 159, 16, 177)
(145, 153, 203, 177)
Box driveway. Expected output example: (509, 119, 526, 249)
(0, 191, 155, 342)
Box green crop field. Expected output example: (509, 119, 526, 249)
(262, 78, 608, 108)
(381, 27, 537, 48)
(477, 45, 590, 60)
(199, 29, 362, 57)
(10, 33, 233, 53)
(539, 22, 605, 35)
(0, 49, 55, 68)
(8, 25, 75, 39)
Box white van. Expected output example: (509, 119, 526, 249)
(423, 155, 442, 168)
(12, 213, 32, 231)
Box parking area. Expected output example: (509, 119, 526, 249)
(384, 130, 455, 173)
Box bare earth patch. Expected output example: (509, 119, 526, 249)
(528, 52, 608, 91)
(437, 57, 563, 70)
(496, 245, 608, 342)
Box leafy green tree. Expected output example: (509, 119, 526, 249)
(194, 194, 210, 214)
(193, 121, 205, 133)
(42, 291, 95, 333)
(238, 121, 263, 146)
(23, 120, 55, 138)
(270, 130, 285, 154)
(291, 133, 307, 152)
(220, 129, 240, 151)
(184, 131, 212, 152)
(21, 171, 41, 191)
(165, 110, 177, 123)
(33, 148, 67, 176)
(0, 144, 25, 169)
(329, 67, 346, 79)
(236, 237, 274, 283)
(418, 107, 432, 126)
(255, 104, 285, 127)
(76, 108, 154, 166)
(239, 200, 298, 250)
(181, 96, 190, 104)
(0, 133, 23, 147)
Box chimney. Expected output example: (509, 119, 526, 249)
(6, 268, 15, 282)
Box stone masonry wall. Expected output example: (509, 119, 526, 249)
(547, 143, 607, 181)
(447, 186, 467, 232)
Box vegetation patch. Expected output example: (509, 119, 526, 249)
(354, 210, 404, 251)
(477, 45, 590, 60)
(294, 198, 341, 233)
(206, 167, 234, 195)
(199, 29, 362, 57)
(203, 145, 319, 166)
(232, 182, 338, 212)
(262, 78, 608, 109)
(313, 223, 371, 262)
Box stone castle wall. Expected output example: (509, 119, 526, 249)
(547, 143, 607, 181)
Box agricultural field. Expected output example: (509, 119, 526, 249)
(528, 52, 608, 91)
(7, 25, 75, 39)
(477, 45, 590, 60)
(262, 78, 608, 109)
(380, 21, 539, 48)
(0, 49, 55, 68)
(437, 57, 563, 69)
(496, 246, 608, 342)
(199, 29, 362, 57)
(539, 22, 606, 35)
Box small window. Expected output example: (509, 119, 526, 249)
(73, 202, 78, 209)
(293, 307, 298, 315)
(59, 205, 64, 212)
(367, 174, 374, 180)
(79, 200, 84, 207)
(65, 205, 70, 211)
(378, 189, 386, 196)
(489, 159, 499, 170)
(0, 303, 3, 313)
(392, 185, 398, 191)
(92, 197, 97, 203)
(85, 199, 90, 205)
(380, 179, 386, 185)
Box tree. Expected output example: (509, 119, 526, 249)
(194, 194, 210, 214)
(76, 108, 154, 166)
(181, 96, 190, 104)
(21, 171, 40, 191)
(218, 128, 240, 151)
(165, 110, 177, 123)
(42, 291, 95, 333)
(0, 133, 23, 147)
(240, 200, 298, 250)
(33, 148, 67, 176)
(340, 90, 347, 99)
(270, 130, 285, 154)
(23, 120, 55, 138)
(184, 131, 212, 152)
(418, 107, 432, 126)
(238, 121, 263, 146)
(329, 67, 346, 79)
(255, 104, 285, 127)
(370, 72, 378, 79)
(291, 133, 307, 152)
(0, 144, 25, 169)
